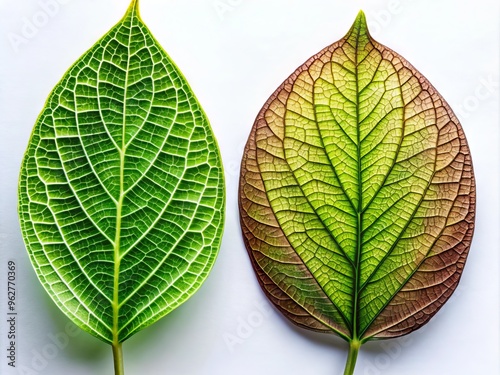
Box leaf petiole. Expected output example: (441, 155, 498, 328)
(343, 340, 360, 375)
(112, 342, 124, 375)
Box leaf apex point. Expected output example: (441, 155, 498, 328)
(345, 10, 370, 41)
(128, 0, 140, 15)
(354, 10, 368, 30)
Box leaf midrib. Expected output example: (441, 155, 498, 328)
(112, 8, 135, 346)
(351, 19, 363, 343)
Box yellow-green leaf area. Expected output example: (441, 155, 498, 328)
(239, 10, 475, 347)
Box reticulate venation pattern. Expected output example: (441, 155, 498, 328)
(239, 12, 474, 341)
(19, 2, 224, 343)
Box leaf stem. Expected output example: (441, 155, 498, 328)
(343, 339, 360, 375)
(112, 342, 125, 375)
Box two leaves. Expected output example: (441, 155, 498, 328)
(18, 0, 224, 351)
(239, 11, 475, 373)
(18, 2, 474, 374)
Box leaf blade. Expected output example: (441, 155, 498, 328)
(19, 2, 225, 344)
(239, 10, 475, 344)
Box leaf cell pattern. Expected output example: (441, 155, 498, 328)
(19, 1, 224, 344)
(239, 12, 475, 342)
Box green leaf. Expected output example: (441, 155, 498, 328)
(18, 0, 224, 372)
(239, 10, 475, 374)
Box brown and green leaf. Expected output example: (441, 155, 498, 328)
(239, 11, 475, 374)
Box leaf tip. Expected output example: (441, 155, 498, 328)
(346, 10, 371, 42)
(355, 10, 369, 31)
(128, 0, 141, 17)
(355, 10, 367, 24)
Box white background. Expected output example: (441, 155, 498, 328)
(0, 0, 499, 374)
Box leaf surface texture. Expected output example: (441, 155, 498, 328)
(19, 1, 225, 344)
(239, 11, 475, 342)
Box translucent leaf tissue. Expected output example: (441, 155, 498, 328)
(239, 11, 475, 375)
(18, 1, 225, 373)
